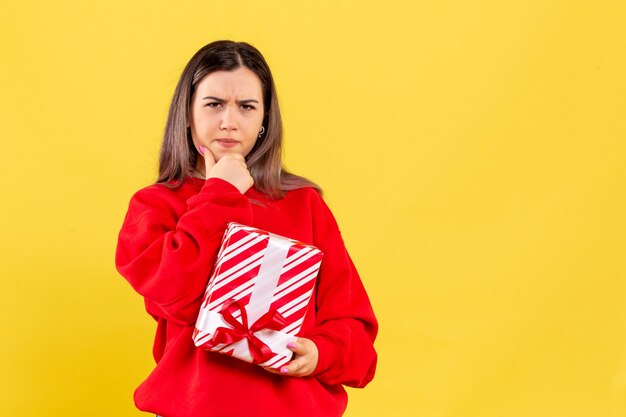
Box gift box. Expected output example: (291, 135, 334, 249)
(193, 222, 323, 370)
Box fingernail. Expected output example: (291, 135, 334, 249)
(280, 367, 289, 374)
(287, 342, 296, 349)
(199, 146, 204, 155)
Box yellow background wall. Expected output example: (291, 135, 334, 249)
(1, 1, 624, 416)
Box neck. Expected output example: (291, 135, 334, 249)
(191, 161, 206, 179)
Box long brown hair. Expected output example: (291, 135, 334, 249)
(156, 40, 321, 199)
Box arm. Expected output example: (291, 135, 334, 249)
(303, 192, 379, 388)
(115, 178, 253, 325)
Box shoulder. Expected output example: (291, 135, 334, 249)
(130, 179, 199, 206)
(282, 186, 340, 231)
(280, 185, 327, 210)
(122, 180, 199, 227)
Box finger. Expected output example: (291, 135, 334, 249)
(201, 146, 216, 171)
(222, 153, 248, 168)
(266, 363, 295, 375)
(286, 338, 308, 356)
(263, 366, 282, 375)
(281, 357, 311, 376)
(288, 357, 306, 374)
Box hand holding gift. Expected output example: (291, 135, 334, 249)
(263, 337, 319, 376)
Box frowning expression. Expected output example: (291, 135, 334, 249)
(189, 67, 265, 161)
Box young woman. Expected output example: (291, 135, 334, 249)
(115, 40, 377, 417)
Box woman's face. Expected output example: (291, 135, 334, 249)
(189, 67, 265, 162)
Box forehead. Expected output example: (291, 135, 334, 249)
(195, 67, 263, 99)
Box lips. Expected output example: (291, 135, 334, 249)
(216, 138, 239, 148)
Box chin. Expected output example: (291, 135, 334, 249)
(213, 150, 234, 160)
(211, 148, 251, 160)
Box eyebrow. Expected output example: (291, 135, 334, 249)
(201, 96, 260, 104)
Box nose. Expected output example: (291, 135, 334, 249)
(219, 106, 237, 131)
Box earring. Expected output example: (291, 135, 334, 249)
(258, 126, 265, 138)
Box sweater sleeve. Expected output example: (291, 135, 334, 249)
(303, 192, 378, 388)
(115, 178, 254, 326)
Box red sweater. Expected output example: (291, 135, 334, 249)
(115, 176, 378, 417)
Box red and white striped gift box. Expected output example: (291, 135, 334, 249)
(193, 222, 323, 370)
